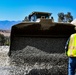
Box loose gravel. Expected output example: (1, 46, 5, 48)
(0, 37, 68, 75)
(10, 46, 68, 75)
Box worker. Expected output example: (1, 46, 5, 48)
(65, 33, 76, 75)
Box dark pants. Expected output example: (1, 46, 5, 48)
(68, 57, 76, 75)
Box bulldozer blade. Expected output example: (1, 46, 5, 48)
(8, 21, 76, 56)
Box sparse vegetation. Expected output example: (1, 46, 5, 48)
(0, 29, 10, 46)
(0, 34, 10, 46)
(0, 34, 6, 45)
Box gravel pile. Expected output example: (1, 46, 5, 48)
(9, 36, 69, 75)
(26, 65, 67, 75)
(10, 46, 68, 75)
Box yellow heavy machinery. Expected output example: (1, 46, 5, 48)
(9, 12, 76, 56)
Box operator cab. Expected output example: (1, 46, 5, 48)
(28, 12, 52, 22)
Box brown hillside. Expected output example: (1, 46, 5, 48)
(0, 29, 10, 37)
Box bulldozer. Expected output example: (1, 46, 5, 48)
(9, 11, 76, 56)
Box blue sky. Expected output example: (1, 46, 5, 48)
(0, 0, 76, 21)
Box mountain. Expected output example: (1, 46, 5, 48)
(0, 20, 21, 30)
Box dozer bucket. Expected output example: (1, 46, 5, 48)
(9, 19, 76, 56)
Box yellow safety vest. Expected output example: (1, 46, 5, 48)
(67, 33, 76, 57)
